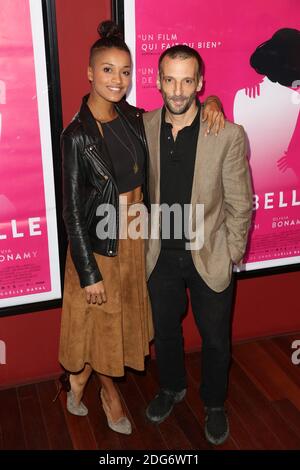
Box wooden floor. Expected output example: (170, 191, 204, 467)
(1, 332, 300, 450)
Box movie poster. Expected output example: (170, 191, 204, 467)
(0, 0, 61, 309)
(124, 0, 300, 272)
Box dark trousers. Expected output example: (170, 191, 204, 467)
(148, 249, 234, 407)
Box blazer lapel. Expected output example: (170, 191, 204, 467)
(191, 107, 207, 206)
(144, 110, 162, 206)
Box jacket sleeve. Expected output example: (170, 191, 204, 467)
(222, 125, 253, 264)
(61, 132, 102, 287)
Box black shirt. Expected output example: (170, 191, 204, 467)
(102, 116, 144, 194)
(160, 103, 200, 250)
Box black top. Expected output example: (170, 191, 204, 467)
(160, 103, 200, 250)
(102, 116, 144, 194)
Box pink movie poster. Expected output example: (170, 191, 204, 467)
(126, 0, 300, 271)
(0, 0, 61, 307)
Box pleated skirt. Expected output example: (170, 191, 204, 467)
(59, 201, 153, 377)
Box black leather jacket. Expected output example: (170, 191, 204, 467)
(61, 95, 149, 288)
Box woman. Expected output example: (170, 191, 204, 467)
(55, 21, 223, 435)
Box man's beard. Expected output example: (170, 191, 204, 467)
(163, 91, 197, 115)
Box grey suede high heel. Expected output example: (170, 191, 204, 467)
(67, 390, 88, 416)
(53, 372, 88, 416)
(100, 388, 132, 435)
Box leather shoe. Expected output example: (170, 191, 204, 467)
(146, 388, 186, 424)
(204, 406, 229, 445)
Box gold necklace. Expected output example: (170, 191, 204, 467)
(97, 117, 139, 174)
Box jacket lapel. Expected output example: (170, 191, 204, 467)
(78, 95, 116, 177)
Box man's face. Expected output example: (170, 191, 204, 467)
(157, 56, 203, 115)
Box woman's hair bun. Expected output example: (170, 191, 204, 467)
(97, 20, 123, 40)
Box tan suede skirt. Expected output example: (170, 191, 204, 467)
(59, 200, 153, 377)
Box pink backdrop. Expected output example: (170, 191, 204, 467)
(133, 0, 300, 267)
(0, 0, 51, 301)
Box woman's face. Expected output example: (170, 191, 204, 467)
(88, 47, 132, 104)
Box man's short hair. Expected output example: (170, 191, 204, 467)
(159, 45, 204, 78)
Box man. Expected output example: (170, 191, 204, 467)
(143, 45, 253, 445)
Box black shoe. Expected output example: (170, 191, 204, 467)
(204, 406, 229, 445)
(146, 388, 186, 424)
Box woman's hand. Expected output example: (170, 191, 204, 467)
(85, 281, 107, 305)
(202, 96, 225, 136)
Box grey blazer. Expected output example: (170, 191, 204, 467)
(143, 107, 253, 292)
